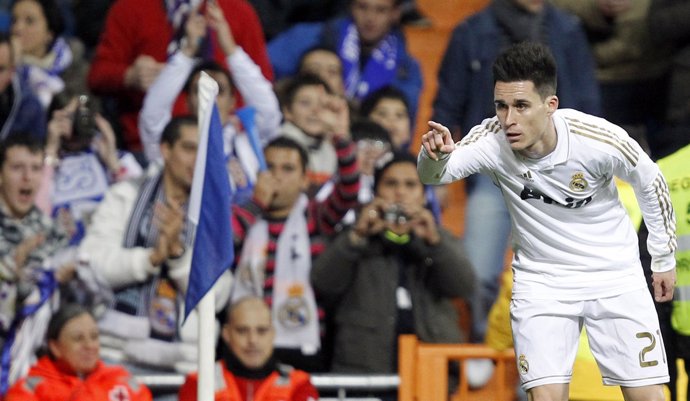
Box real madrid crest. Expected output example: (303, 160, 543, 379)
(569, 172, 588, 192)
(277, 284, 312, 329)
(518, 354, 529, 375)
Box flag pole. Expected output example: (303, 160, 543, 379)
(193, 72, 220, 401)
(197, 290, 215, 401)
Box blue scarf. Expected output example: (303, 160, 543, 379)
(337, 18, 399, 101)
(0, 270, 56, 395)
(116, 173, 193, 341)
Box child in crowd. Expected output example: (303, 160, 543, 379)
(278, 74, 341, 197)
(361, 86, 446, 219)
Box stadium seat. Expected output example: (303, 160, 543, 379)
(398, 334, 518, 401)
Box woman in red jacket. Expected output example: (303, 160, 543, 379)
(5, 304, 152, 401)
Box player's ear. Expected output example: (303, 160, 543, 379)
(546, 95, 559, 116)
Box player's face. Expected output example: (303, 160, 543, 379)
(48, 313, 100, 375)
(494, 80, 558, 158)
(222, 299, 275, 369)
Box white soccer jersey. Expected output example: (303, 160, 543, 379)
(418, 109, 677, 300)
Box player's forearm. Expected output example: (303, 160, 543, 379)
(636, 172, 677, 272)
(416, 148, 452, 185)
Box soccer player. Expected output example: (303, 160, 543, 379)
(417, 42, 677, 401)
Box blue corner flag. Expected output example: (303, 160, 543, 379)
(184, 73, 234, 320)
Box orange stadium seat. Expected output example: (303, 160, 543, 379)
(398, 335, 518, 401)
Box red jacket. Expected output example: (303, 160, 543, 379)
(178, 361, 318, 401)
(5, 356, 152, 401)
(87, 0, 273, 151)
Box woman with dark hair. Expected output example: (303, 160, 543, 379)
(5, 304, 153, 401)
(10, 0, 89, 107)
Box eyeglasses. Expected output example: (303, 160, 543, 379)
(357, 139, 390, 152)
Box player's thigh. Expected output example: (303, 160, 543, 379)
(584, 288, 670, 387)
(620, 384, 666, 401)
(511, 298, 582, 390)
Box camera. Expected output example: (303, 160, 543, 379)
(384, 204, 408, 225)
(72, 95, 97, 142)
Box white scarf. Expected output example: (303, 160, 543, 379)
(232, 194, 320, 352)
(20, 37, 73, 108)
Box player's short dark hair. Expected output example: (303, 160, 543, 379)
(161, 115, 197, 147)
(493, 42, 557, 99)
(0, 134, 44, 168)
(264, 136, 309, 172)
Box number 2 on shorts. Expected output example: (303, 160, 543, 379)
(636, 331, 659, 367)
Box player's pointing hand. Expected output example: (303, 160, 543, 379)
(422, 121, 455, 161)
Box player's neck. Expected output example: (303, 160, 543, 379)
(519, 119, 557, 159)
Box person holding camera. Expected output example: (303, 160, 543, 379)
(310, 152, 475, 381)
(38, 91, 142, 246)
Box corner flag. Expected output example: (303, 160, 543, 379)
(184, 72, 234, 320)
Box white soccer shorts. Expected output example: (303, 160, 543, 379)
(511, 288, 670, 391)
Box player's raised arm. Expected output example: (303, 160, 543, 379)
(417, 121, 457, 185)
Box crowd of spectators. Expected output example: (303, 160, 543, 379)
(0, 0, 687, 400)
